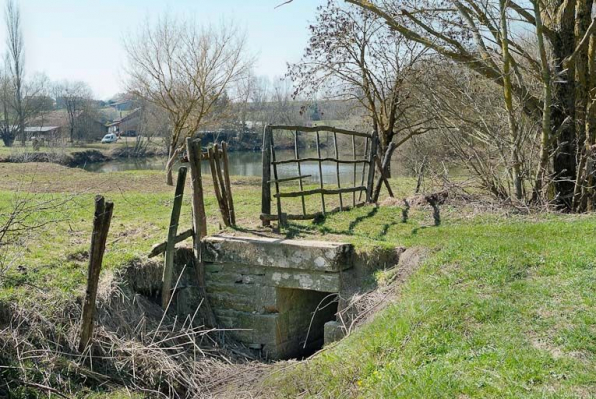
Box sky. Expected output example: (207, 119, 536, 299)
(6, 0, 326, 100)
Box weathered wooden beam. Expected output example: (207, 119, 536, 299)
(267, 174, 312, 184)
(162, 167, 187, 309)
(79, 195, 114, 352)
(273, 157, 368, 165)
(148, 228, 193, 258)
(260, 201, 367, 222)
(221, 142, 236, 226)
(274, 186, 366, 198)
(268, 124, 372, 138)
(294, 130, 307, 215)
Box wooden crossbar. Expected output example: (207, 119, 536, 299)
(274, 186, 366, 198)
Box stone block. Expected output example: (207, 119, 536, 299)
(324, 321, 345, 345)
(203, 235, 354, 272)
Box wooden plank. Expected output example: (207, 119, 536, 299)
(162, 167, 187, 309)
(352, 135, 357, 207)
(208, 147, 230, 227)
(274, 186, 366, 198)
(79, 195, 114, 352)
(333, 132, 343, 210)
(316, 131, 326, 215)
(359, 137, 369, 202)
(294, 130, 306, 215)
(213, 143, 231, 225)
(260, 202, 367, 222)
(261, 126, 272, 226)
(268, 124, 372, 138)
(268, 174, 312, 184)
(366, 132, 378, 203)
(221, 142, 236, 226)
(273, 157, 368, 165)
(148, 228, 193, 258)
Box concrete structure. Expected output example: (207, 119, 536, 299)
(201, 235, 353, 359)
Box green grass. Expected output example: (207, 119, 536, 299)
(266, 213, 596, 398)
(2, 163, 596, 397)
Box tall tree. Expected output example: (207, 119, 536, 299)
(5, 0, 24, 146)
(339, 0, 596, 210)
(124, 16, 253, 185)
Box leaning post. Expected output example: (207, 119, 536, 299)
(79, 195, 114, 352)
(161, 166, 187, 309)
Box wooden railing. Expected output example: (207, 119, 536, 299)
(261, 125, 378, 228)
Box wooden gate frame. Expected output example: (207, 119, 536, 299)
(261, 125, 378, 227)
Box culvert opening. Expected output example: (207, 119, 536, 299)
(276, 287, 339, 359)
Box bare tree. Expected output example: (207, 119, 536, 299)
(5, 0, 25, 146)
(288, 1, 433, 178)
(54, 81, 94, 143)
(337, 0, 596, 210)
(124, 16, 253, 185)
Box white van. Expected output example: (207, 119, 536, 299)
(101, 133, 118, 144)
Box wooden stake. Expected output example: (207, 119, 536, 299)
(162, 166, 187, 309)
(221, 142, 235, 226)
(79, 195, 114, 352)
(366, 132, 378, 203)
(186, 137, 217, 328)
(208, 147, 230, 226)
(186, 138, 207, 238)
(213, 143, 230, 224)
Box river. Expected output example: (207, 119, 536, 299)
(81, 149, 407, 185)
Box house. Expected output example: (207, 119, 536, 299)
(107, 108, 141, 137)
(29, 109, 108, 142)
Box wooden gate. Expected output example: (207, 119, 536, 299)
(261, 125, 378, 227)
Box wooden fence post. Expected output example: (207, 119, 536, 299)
(221, 142, 236, 226)
(261, 126, 272, 226)
(366, 131, 378, 203)
(186, 138, 217, 327)
(79, 195, 114, 352)
(162, 166, 187, 309)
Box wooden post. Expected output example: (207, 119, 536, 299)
(352, 135, 357, 207)
(186, 137, 217, 328)
(366, 131, 378, 203)
(208, 147, 230, 226)
(269, 133, 285, 228)
(186, 138, 207, 238)
(213, 143, 230, 224)
(261, 126, 272, 226)
(221, 142, 235, 226)
(316, 131, 326, 215)
(294, 130, 307, 215)
(79, 195, 114, 352)
(333, 132, 344, 210)
(162, 166, 187, 309)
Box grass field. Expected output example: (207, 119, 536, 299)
(1, 162, 596, 397)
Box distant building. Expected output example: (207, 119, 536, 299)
(107, 108, 140, 137)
